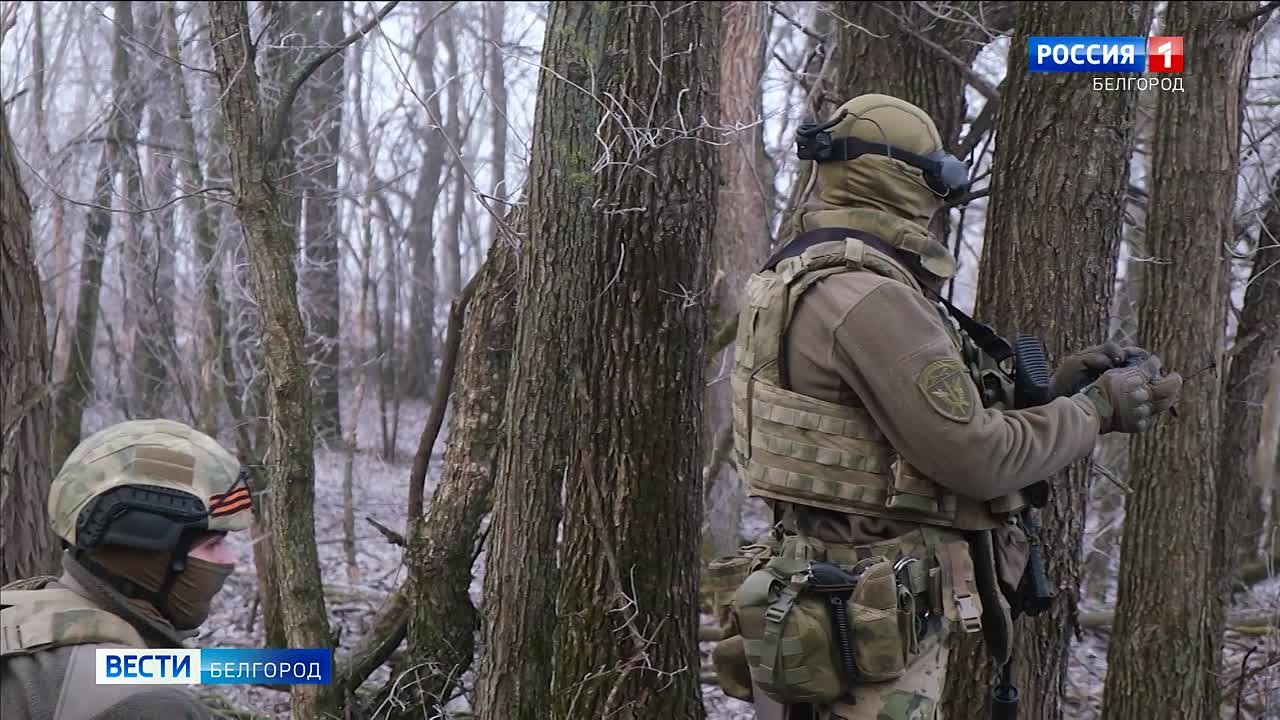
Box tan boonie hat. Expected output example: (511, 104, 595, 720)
(49, 419, 252, 549)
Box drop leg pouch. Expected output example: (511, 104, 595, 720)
(733, 557, 847, 705)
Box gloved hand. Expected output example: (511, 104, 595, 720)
(1081, 353, 1180, 434)
(1117, 348, 1184, 416)
(1050, 342, 1128, 398)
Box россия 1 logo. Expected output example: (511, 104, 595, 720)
(1028, 36, 1183, 73)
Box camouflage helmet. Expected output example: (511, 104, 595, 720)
(50, 419, 253, 552)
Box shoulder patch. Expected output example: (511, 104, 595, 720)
(916, 358, 976, 422)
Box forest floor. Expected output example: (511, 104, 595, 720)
(169, 398, 1278, 719)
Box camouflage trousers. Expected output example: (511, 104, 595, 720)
(753, 621, 950, 720)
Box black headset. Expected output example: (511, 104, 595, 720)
(795, 110, 973, 202)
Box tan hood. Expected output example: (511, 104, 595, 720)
(815, 94, 948, 228)
(787, 94, 956, 280)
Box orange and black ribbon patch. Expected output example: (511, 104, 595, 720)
(209, 486, 252, 517)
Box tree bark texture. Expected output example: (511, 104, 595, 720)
(1, 104, 56, 585)
(477, 4, 609, 715)
(939, 4, 1153, 720)
(1101, 4, 1254, 720)
(403, 1, 448, 398)
(52, 0, 134, 467)
(1218, 170, 1280, 573)
(706, 0, 770, 560)
(207, 4, 335, 718)
(299, 1, 345, 442)
(539, 4, 720, 719)
(401, 235, 518, 716)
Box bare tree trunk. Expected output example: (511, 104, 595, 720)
(403, 1, 447, 398)
(477, 4, 613, 715)
(401, 234, 518, 716)
(207, 4, 335, 717)
(540, 4, 719, 718)
(30, 2, 68, 369)
(1219, 170, 1280, 572)
(705, 0, 769, 561)
(939, 5, 1153, 720)
(1101, 4, 1255, 719)
(52, 0, 134, 467)
(441, 14, 465, 300)
(300, 1, 345, 442)
(486, 0, 508, 206)
(164, 4, 242, 448)
(120, 1, 168, 419)
(1, 104, 56, 585)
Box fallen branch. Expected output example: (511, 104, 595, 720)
(332, 586, 410, 695)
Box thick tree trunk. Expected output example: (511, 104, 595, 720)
(539, 4, 719, 719)
(400, 234, 518, 716)
(403, 1, 447, 398)
(939, 5, 1153, 720)
(53, 0, 134, 467)
(1101, 4, 1254, 719)
(300, 1, 344, 442)
(476, 5, 607, 715)
(705, 0, 769, 561)
(0, 104, 56, 585)
(1218, 170, 1280, 573)
(207, 4, 335, 718)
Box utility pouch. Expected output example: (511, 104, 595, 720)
(709, 536, 780, 698)
(886, 459, 943, 515)
(734, 557, 851, 704)
(708, 540, 775, 632)
(991, 522, 1030, 604)
(936, 540, 984, 634)
(847, 557, 908, 681)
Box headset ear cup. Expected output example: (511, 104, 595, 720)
(925, 172, 951, 198)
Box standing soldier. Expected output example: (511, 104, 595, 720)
(710, 94, 1181, 719)
(2, 420, 253, 719)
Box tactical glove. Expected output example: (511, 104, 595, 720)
(1050, 342, 1128, 398)
(1081, 353, 1177, 434)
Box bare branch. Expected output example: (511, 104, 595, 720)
(265, 0, 408, 160)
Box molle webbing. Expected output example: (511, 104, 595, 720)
(732, 228, 1019, 531)
(0, 588, 147, 656)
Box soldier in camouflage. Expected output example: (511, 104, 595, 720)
(1, 420, 253, 720)
(710, 94, 1183, 719)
